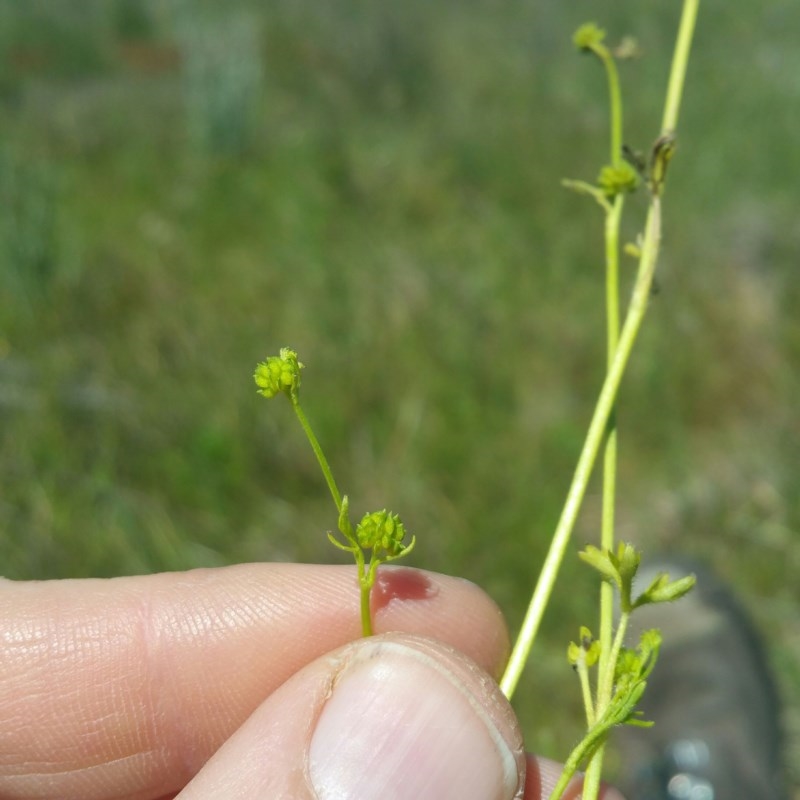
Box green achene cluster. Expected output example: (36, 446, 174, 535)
(254, 347, 303, 400)
(254, 348, 414, 636)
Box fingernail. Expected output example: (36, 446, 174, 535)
(308, 639, 520, 800)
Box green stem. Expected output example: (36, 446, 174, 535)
(500, 197, 661, 701)
(584, 51, 626, 784)
(360, 580, 373, 636)
(599, 196, 623, 677)
(292, 399, 343, 514)
(597, 47, 623, 167)
(583, 189, 624, 800)
(546, 713, 610, 800)
(661, 0, 700, 134)
(602, 612, 630, 701)
(577, 660, 596, 727)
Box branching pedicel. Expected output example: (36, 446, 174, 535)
(254, 348, 414, 637)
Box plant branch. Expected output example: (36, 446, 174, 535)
(500, 196, 662, 700)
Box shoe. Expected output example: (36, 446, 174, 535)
(614, 558, 788, 800)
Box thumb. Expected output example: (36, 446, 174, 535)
(178, 632, 526, 799)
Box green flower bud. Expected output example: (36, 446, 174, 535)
(573, 22, 606, 52)
(356, 509, 410, 558)
(254, 348, 303, 400)
(598, 162, 640, 197)
(568, 625, 600, 667)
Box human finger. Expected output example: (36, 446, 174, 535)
(0, 563, 509, 800)
(178, 632, 526, 799)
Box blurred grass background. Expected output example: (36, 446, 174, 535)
(1, 0, 798, 789)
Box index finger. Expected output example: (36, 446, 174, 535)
(0, 563, 510, 800)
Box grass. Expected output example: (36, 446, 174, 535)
(1, 0, 799, 789)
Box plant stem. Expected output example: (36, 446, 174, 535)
(584, 7, 700, 794)
(599, 49, 623, 167)
(360, 577, 373, 636)
(500, 195, 662, 701)
(661, 0, 701, 134)
(501, 0, 700, 706)
(292, 399, 343, 514)
(584, 37, 626, 787)
(577, 660, 596, 727)
(584, 187, 624, 800)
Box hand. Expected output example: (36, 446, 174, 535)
(0, 564, 623, 799)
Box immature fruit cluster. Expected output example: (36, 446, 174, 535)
(254, 348, 303, 399)
(356, 510, 409, 559)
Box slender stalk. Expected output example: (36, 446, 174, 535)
(583, 186, 624, 800)
(501, 199, 660, 699)
(661, 0, 701, 134)
(502, 0, 700, 710)
(600, 50, 623, 168)
(577, 660, 596, 728)
(292, 400, 343, 513)
(599, 198, 623, 667)
(360, 580, 373, 636)
(546, 712, 610, 800)
(583, 38, 626, 791)
(585, 11, 700, 795)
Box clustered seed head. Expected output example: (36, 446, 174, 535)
(598, 162, 640, 197)
(356, 509, 408, 557)
(254, 348, 303, 399)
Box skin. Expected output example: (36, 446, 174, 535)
(0, 563, 620, 800)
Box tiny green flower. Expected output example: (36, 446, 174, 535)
(568, 626, 601, 668)
(356, 509, 413, 559)
(254, 348, 303, 400)
(573, 22, 606, 52)
(598, 162, 640, 197)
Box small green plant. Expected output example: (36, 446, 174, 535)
(495, 4, 700, 796)
(254, 2, 700, 796)
(254, 348, 415, 636)
(546, 544, 695, 798)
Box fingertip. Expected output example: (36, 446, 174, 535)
(182, 633, 526, 800)
(373, 566, 511, 679)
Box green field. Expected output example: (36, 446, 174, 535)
(1, 0, 798, 788)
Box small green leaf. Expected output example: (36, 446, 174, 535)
(633, 572, 696, 609)
(635, 628, 662, 680)
(561, 178, 613, 212)
(579, 545, 622, 587)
